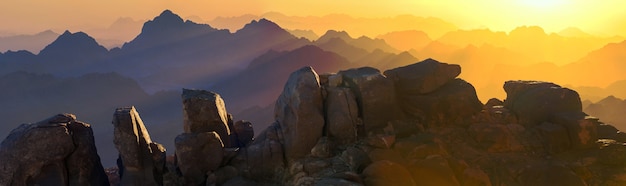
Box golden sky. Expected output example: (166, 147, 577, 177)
(0, 0, 624, 36)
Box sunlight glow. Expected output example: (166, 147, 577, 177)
(518, 0, 567, 8)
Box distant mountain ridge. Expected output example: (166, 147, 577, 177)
(0, 30, 59, 54)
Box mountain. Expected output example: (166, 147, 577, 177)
(432, 26, 623, 66)
(559, 27, 594, 38)
(0, 30, 59, 53)
(377, 30, 432, 51)
(316, 30, 397, 53)
(0, 71, 181, 167)
(207, 14, 261, 32)
(584, 95, 626, 131)
(4, 60, 626, 185)
(287, 29, 319, 40)
(560, 40, 626, 88)
(39, 31, 109, 65)
(87, 17, 145, 49)
(213, 45, 351, 114)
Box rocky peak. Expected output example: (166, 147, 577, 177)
(39, 30, 107, 56)
(143, 10, 185, 31)
(236, 18, 286, 35)
(316, 30, 353, 43)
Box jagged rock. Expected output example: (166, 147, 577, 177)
(234, 122, 286, 181)
(113, 106, 165, 185)
(339, 67, 397, 132)
(325, 87, 360, 145)
(182, 89, 231, 146)
(174, 131, 224, 185)
(232, 120, 254, 147)
(362, 160, 416, 186)
(402, 78, 482, 127)
(0, 114, 109, 185)
(503, 81, 582, 126)
(384, 58, 461, 94)
(275, 67, 325, 160)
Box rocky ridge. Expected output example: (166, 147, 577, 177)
(1, 59, 625, 185)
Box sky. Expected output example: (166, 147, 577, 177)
(0, 0, 625, 36)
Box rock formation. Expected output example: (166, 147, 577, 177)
(2, 58, 626, 186)
(0, 114, 109, 185)
(112, 106, 166, 185)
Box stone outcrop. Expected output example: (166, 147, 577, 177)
(384, 58, 461, 94)
(113, 106, 166, 185)
(274, 66, 325, 161)
(503, 80, 582, 126)
(182, 89, 232, 146)
(232, 120, 254, 147)
(384, 59, 482, 127)
(3, 59, 626, 186)
(175, 132, 224, 185)
(0, 114, 109, 185)
(324, 83, 360, 146)
(339, 67, 398, 132)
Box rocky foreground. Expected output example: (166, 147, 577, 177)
(1, 59, 626, 186)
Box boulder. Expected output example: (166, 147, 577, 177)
(325, 87, 360, 145)
(113, 106, 165, 186)
(339, 67, 397, 132)
(0, 114, 109, 185)
(182, 89, 231, 145)
(402, 79, 482, 127)
(275, 66, 325, 160)
(384, 58, 461, 94)
(235, 122, 286, 181)
(174, 132, 224, 185)
(503, 81, 582, 126)
(233, 120, 254, 147)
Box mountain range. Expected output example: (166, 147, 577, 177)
(1, 9, 626, 167)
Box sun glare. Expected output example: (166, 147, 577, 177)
(519, 0, 567, 8)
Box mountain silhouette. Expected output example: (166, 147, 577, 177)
(214, 45, 351, 114)
(377, 30, 432, 51)
(0, 30, 59, 54)
(0, 71, 181, 166)
(39, 31, 108, 65)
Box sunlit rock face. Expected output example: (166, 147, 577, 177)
(1, 59, 625, 186)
